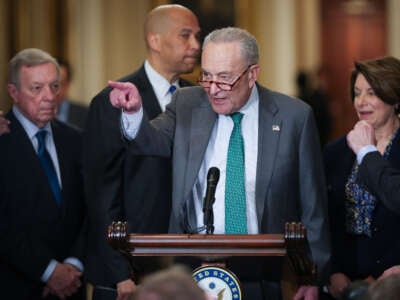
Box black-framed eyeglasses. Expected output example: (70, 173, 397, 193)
(198, 65, 253, 91)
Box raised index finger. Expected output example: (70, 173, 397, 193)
(108, 80, 134, 90)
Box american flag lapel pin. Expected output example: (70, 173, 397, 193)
(272, 125, 280, 131)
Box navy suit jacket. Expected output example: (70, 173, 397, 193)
(65, 100, 88, 129)
(323, 135, 400, 279)
(0, 111, 86, 299)
(83, 65, 193, 286)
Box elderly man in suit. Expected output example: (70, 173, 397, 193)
(0, 48, 86, 299)
(83, 4, 200, 300)
(108, 27, 331, 300)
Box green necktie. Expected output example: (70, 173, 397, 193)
(225, 112, 247, 234)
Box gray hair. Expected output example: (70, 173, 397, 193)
(203, 27, 259, 66)
(9, 48, 59, 89)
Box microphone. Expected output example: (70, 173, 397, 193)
(203, 167, 220, 234)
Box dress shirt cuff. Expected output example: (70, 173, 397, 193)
(120, 107, 143, 140)
(357, 145, 378, 164)
(64, 257, 84, 272)
(41, 259, 57, 282)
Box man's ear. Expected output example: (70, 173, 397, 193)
(7, 84, 19, 103)
(248, 65, 260, 87)
(147, 33, 162, 52)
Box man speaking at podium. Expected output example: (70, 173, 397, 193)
(107, 27, 331, 299)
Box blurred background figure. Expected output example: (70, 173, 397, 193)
(367, 273, 400, 300)
(56, 58, 88, 129)
(0, 110, 10, 135)
(296, 70, 312, 104)
(133, 265, 207, 300)
(340, 280, 369, 300)
(296, 67, 332, 147)
(323, 56, 400, 299)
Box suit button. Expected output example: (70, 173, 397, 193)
(376, 260, 380, 264)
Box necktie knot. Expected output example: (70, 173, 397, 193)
(168, 85, 177, 94)
(230, 112, 243, 125)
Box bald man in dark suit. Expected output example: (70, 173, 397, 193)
(83, 4, 201, 299)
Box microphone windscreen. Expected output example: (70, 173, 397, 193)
(207, 167, 220, 183)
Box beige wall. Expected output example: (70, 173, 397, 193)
(65, 0, 150, 104)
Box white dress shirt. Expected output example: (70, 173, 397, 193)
(13, 106, 62, 187)
(144, 60, 179, 112)
(193, 86, 259, 234)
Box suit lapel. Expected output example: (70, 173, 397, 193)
(255, 88, 281, 226)
(134, 67, 162, 119)
(8, 112, 62, 211)
(184, 102, 217, 200)
(50, 121, 69, 212)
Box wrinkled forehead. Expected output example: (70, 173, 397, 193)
(19, 63, 59, 83)
(201, 42, 245, 73)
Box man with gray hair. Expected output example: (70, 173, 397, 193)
(0, 48, 86, 299)
(108, 27, 331, 299)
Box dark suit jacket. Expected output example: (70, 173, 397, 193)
(358, 151, 400, 216)
(0, 111, 86, 299)
(66, 100, 88, 129)
(83, 65, 192, 287)
(323, 135, 400, 280)
(122, 84, 331, 284)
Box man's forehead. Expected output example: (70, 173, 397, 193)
(20, 63, 58, 81)
(202, 46, 243, 72)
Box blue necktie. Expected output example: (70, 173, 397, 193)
(225, 112, 247, 234)
(36, 130, 61, 205)
(168, 85, 177, 94)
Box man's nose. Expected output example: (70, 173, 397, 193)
(209, 81, 220, 95)
(42, 85, 57, 101)
(190, 34, 201, 51)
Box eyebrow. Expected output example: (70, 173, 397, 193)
(201, 69, 232, 76)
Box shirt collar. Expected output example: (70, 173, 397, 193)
(233, 84, 259, 117)
(12, 105, 53, 140)
(144, 60, 179, 97)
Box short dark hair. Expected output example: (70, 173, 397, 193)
(350, 56, 400, 113)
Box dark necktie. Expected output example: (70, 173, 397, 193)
(168, 85, 177, 94)
(36, 130, 61, 205)
(225, 112, 247, 234)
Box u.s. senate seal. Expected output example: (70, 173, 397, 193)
(193, 266, 242, 300)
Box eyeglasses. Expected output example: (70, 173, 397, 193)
(198, 65, 253, 91)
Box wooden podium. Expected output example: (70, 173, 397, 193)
(108, 221, 316, 299)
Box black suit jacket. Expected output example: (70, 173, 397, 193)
(323, 135, 400, 279)
(66, 100, 88, 129)
(0, 111, 86, 299)
(83, 65, 193, 286)
(357, 151, 400, 216)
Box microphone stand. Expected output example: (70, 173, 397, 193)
(204, 202, 215, 234)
